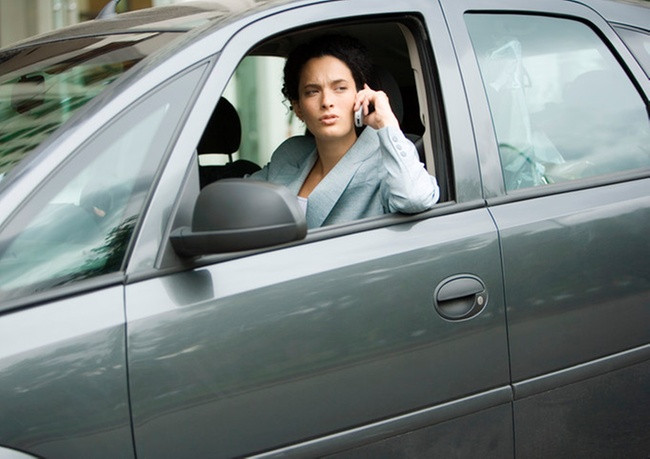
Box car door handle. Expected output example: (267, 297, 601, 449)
(434, 275, 488, 320)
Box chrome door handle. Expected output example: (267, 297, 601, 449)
(434, 275, 488, 320)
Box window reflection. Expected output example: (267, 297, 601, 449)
(466, 14, 650, 191)
(0, 33, 181, 183)
(0, 104, 169, 301)
(0, 60, 210, 304)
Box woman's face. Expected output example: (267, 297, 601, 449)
(292, 55, 358, 142)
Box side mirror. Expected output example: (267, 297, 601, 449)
(170, 179, 306, 256)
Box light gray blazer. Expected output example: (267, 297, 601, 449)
(250, 126, 439, 228)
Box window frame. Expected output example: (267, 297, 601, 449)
(613, 24, 650, 79)
(198, 16, 444, 185)
(439, 0, 650, 205)
(465, 12, 650, 193)
(154, 6, 465, 273)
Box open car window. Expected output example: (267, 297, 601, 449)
(193, 19, 443, 229)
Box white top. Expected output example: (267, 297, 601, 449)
(297, 196, 308, 215)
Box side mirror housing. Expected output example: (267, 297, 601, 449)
(170, 179, 306, 256)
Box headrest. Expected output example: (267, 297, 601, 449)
(373, 66, 403, 124)
(197, 97, 241, 154)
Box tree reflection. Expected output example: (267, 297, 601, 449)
(69, 214, 138, 282)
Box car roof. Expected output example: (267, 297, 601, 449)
(5, 0, 647, 52)
(571, 0, 650, 31)
(3, 0, 294, 50)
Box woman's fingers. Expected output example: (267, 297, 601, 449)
(356, 84, 398, 129)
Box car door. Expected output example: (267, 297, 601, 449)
(444, 0, 650, 456)
(0, 63, 205, 458)
(124, 1, 512, 457)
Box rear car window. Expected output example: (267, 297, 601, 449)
(465, 14, 650, 191)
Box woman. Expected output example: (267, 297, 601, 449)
(250, 34, 439, 228)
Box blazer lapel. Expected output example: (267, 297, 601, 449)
(273, 147, 317, 196)
(307, 128, 379, 228)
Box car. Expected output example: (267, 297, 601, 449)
(0, 0, 648, 457)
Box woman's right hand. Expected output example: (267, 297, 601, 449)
(354, 84, 399, 130)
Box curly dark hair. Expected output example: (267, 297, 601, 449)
(282, 34, 374, 103)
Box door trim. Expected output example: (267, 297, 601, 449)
(253, 386, 512, 457)
(513, 343, 650, 400)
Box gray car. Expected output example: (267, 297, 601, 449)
(0, 0, 649, 457)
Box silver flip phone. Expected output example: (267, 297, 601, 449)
(354, 103, 374, 128)
(354, 105, 364, 128)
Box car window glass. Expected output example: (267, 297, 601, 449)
(0, 32, 182, 184)
(0, 66, 204, 303)
(465, 14, 650, 191)
(614, 25, 650, 78)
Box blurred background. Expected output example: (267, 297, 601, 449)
(2, 0, 649, 49)
(0, 0, 180, 48)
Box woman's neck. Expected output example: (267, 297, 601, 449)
(314, 132, 357, 176)
(298, 131, 357, 198)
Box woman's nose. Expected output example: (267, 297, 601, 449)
(321, 90, 333, 108)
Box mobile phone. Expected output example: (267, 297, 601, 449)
(354, 103, 374, 128)
(354, 105, 364, 128)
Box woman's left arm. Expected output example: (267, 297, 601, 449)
(355, 85, 440, 214)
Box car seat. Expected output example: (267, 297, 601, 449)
(197, 97, 261, 188)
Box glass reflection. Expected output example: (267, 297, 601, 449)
(466, 14, 650, 191)
(0, 33, 181, 183)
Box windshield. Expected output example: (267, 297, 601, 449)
(0, 32, 182, 184)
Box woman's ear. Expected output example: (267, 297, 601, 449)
(291, 100, 303, 121)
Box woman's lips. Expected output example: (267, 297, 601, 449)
(319, 114, 338, 125)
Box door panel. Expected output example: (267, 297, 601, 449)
(514, 357, 650, 457)
(126, 209, 509, 457)
(490, 179, 650, 454)
(0, 287, 132, 459)
(454, 2, 650, 452)
(326, 403, 513, 458)
(491, 176, 650, 380)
